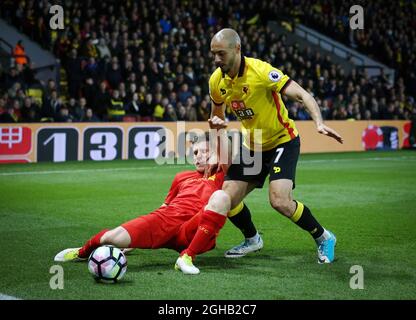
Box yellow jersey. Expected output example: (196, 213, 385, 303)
(209, 56, 298, 151)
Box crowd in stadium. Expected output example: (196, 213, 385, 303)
(0, 0, 415, 123)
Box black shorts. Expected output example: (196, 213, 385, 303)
(225, 136, 300, 188)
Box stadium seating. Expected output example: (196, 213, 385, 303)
(0, 0, 414, 123)
(26, 88, 43, 106)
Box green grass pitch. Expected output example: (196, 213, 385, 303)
(0, 151, 415, 300)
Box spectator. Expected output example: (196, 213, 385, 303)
(1, 0, 414, 123)
(41, 90, 61, 121)
(82, 108, 100, 122)
(163, 104, 178, 121)
(5, 68, 23, 90)
(184, 97, 197, 121)
(177, 103, 187, 121)
(178, 83, 192, 104)
(64, 49, 82, 98)
(84, 58, 100, 81)
(23, 62, 38, 86)
(44, 79, 58, 98)
(82, 38, 98, 59)
(197, 99, 210, 121)
(140, 93, 155, 122)
(0, 97, 6, 114)
(13, 40, 28, 66)
(55, 106, 73, 122)
(20, 97, 39, 122)
(153, 102, 165, 121)
(73, 97, 88, 121)
(126, 93, 141, 117)
(94, 81, 111, 120)
(96, 38, 111, 59)
(297, 104, 311, 120)
(107, 61, 123, 89)
(0, 105, 18, 123)
(82, 77, 98, 108)
(108, 90, 125, 121)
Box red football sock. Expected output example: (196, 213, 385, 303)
(182, 210, 226, 259)
(78, 229, 109, 258)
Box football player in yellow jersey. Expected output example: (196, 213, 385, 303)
(208, 28, 343, 264)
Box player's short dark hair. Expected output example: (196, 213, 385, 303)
(192, 131, 232, 145)
(191, 132, 210, 144)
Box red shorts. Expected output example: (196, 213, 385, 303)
(121, 206, 216, 253)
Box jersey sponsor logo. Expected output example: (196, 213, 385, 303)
(273, 166, 281, 173)
(231, 101, 246, 111)
(268, 70, 281, 82)
(235, 108, 254, 120)
(231, 101, 255, 120)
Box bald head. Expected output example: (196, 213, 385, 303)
(210, 28, 242, 76)
(212, 28, 241, 49)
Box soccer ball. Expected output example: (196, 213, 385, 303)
(88, 246, 127, 282)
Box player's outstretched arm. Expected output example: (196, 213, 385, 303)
(283, 80, 344, 144)
(216, 122, 232, 174)
(208, 102, 226, 129)
(205, 116, 231, 177)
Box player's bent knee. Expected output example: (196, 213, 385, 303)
(222, 181, 247, 209)
(101, 227, 131, 248)
(270, 197, 293, 217)
(206, 190, 231, 215)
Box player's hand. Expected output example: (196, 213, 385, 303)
(208, 116, 227, 129)
(317, 123, 344, 144)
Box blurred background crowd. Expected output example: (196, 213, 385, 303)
(0, 0, 415, 123)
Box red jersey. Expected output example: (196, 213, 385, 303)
(123, 169, 225, 250)
(164, 170, 225, 215)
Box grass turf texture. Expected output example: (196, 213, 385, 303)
(0, 151, 415, 300)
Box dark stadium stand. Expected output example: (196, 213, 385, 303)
(0, 0, 414, 123)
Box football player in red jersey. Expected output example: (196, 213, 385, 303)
(55, 119, 231, 274)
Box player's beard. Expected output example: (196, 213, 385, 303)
(219, 63, 229, 73)
(220, 55, 236, 76)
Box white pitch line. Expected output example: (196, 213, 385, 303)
(0, 156, 415, 176)
(0, 293, 21, 300)
(0, 165, 191, 176)
(299, 156, 416, 164)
